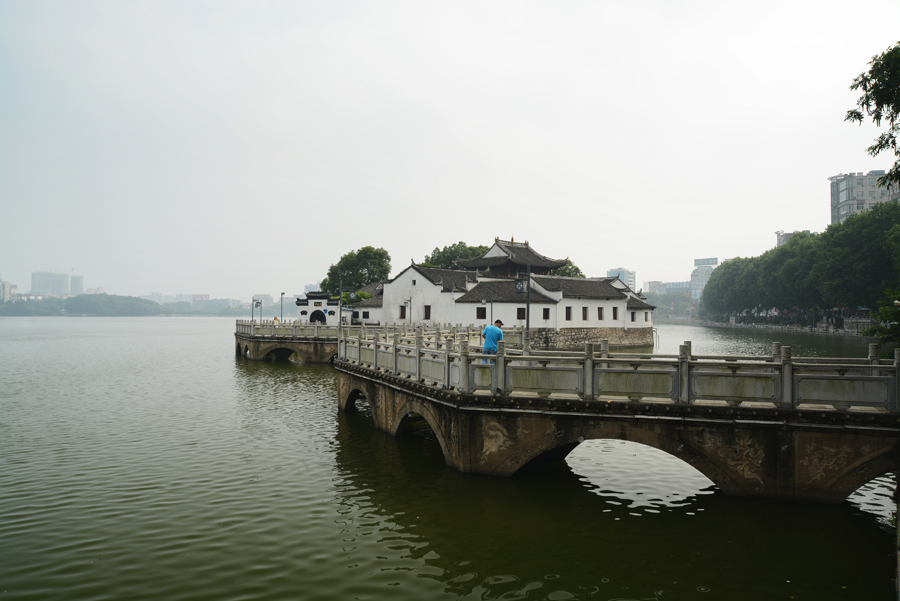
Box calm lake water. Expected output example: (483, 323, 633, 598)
(0, 318, 895, 600)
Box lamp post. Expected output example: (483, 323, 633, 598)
(403, 298, 412, 325)
(481, 290, 493, 322)
(280, 292, 285, 323)
(514, 266, 531, 346)
(253, 299, 262, 322)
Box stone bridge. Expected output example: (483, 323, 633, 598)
(335, 332, 900, 503)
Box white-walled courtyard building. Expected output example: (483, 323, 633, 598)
(298, 239, 655, 348)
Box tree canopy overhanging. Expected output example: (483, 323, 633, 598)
(423, 242, 489, 270)
(319, 246, 391, 294)
(846, 41, 900, 189)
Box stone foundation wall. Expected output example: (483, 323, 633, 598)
(529, 326, 653, 350)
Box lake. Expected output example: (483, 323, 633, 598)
(0, 318, 894, 600)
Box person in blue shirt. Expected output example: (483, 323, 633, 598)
(481, 319, 504, 359)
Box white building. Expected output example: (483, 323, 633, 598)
(295, 239, 656, 348)
(607, 268, 636, 290)
(829, 170, 898, 224)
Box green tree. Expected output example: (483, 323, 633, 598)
(863, 287, 900, 347)
(846, 41, 900, 189)
(555, 259, 586, 278)
(813, 201, 900, 307)
(423, 242, 489, 270)
(320, 246, 391, 294)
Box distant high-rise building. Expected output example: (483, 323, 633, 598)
(644, 281, 665, 294)
(71, 275, 84, 295)
(31, 271, 68, 296)
(690, 258, 718, 300)
(775, 230, 811, 247)
(0, 280, 15, 302)
(304, 284, 321, 293)
(607, 268, 636, 290)
(829, 170, 899, 225)
(253, 294, 274, 307)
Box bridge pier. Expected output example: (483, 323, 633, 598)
(337, 366, 900, 503)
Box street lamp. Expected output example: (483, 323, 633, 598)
(280, 292, 285, 323)
(253, 299, 262, 322)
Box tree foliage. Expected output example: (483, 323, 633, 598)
(700, 202, 900, 318)
(0, 294, 162, 316)
(846, 41, 900, 189)
(864, 288, 900, 347)
(555, 259, 586, 278)
(644, 291, 694, 319)
(320, 246, 391, 294)
(423, 242, 489, 270)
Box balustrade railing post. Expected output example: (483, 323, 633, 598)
(373, 331, 380, 370)
(893, 348, 900, 413)
(392, 333, 400, 375)
(600, 339, 609, 369)
(772, 342, 781, 363)
(781, 346, 793, 409)
(678, 344, 690, 404)
(459, 343, 471, 394)
(415, 330, 423, 382)
(495, 340, 506, 395)
(583, 342, 595, 400)
(869, 343, 880, 378)
(443, 335, 451, 389)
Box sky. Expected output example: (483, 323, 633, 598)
(1, 0, 898, 301)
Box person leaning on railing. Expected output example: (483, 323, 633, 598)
(481, 320, 503, 363)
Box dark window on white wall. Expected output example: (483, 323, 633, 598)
(598, 307, 604, 320)
(543, 308, 550, 320)
(399, 306, 406, 319)
(517, 308, 526, 319)
(424, 305, 431, 319)
(631, 311, 636, 322)
(477, 307, 486, 320)
(565, 307, 572, 321)
(612, 307, 618, 320)
(363, 311, 370, 319)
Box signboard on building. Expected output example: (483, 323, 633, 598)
(694, 258, 718, 267)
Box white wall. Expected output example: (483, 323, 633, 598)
(381, 267, 457, 326)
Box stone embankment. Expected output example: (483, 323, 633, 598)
(700, 320, 872, 338)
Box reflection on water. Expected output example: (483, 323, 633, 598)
(0, 317, 895, 601)
(654, 323, 873, 357)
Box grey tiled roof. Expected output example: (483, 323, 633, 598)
(357, 295, 383, 308)
(532, 276, 626, 300)
(408, 265, 477, 292)
(627, 297, 656, 310)
(458, 240, 567, 270)
(455, 281, 556, 304)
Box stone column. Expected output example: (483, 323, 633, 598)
(459, 344, 471, 394)
(495, 340, 506, 395)
(583, 342, 595, 400)
(781, 346, 793, 409)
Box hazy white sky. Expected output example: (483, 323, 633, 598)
(2, 0, 897, 301)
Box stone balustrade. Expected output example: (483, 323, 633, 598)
(337, 333, 900, 413)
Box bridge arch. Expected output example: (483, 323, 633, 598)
(496, 421, 741, 495)
(812, 451, 898, 503)
(391, 399, 452, 470)
(260, 346, 297, 362)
